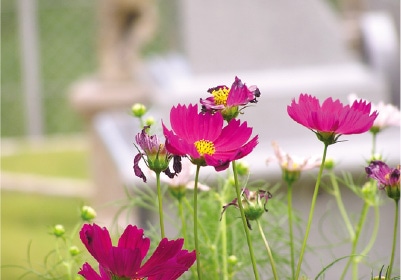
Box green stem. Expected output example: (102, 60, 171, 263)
(232, 161, 260, 280)
(360, 204, 380, 257)
(286, 183, 295, 280)
(330, 171, 355, 239)
(193, 164, 202, 280)
(295, 143, 328, 280)
(178, 198, 188, 247)
(220, 182, 229, 280)
(340, 202, 369, 280)
(388, 199, 399, 279)
(371, 132, 377, 158)
(155, 172, 165, 238)
(256, 219, 279, 280)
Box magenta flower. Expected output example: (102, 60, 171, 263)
(200, 76, 260, 121)
(162, 104, 258, 171)
(366, 160, 400, 201)
(287, 94, 378, 145)
(134, 126, 181, 182)
(78, 223, 196, 280)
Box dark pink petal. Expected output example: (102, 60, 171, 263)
(214, 119, 253, 150)
(226, 77, 251, 106)
(80, 224, 112, 267)
(78, 263, 109, 280)
(117, 225, 150, 259)
(133, 153, 147, 182)
(105, 247, 142, 277)
(138, 238, 185, 276)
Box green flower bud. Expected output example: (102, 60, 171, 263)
(235, 161, 249, 176)
(81, 205, 96, 222)
(131, 103, 147, 118)
(227, 255, 238, 266)
(323, 158, 335, 170)
(69, 245, 80, 256)
(168, 185, 186, 201)
(52, 224, 65, 237)
(144, 116, 155, 126)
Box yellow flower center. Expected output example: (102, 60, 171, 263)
(211, 87, 230, 106)
(194, 139, 215, 156)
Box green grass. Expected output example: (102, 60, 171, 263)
(1, 149, 89, 179)
(1, 191, 88, 280)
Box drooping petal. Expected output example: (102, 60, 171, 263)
(134, 153, 147, 182)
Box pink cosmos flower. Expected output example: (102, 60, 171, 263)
(348, 93, 401, 133)
(200, 76, 260, 121)
(162, 104, 258, 171)
(366, 160, 400, 200)
(78, 223, 196, 280)
(287, 94, 378, 145)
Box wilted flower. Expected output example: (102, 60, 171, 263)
(200, 76, 260, 121)
(365, 160, 400, 201)
(79, 223, 196, 280)
(267, 141, 321, 184)
(163, 104, 258, 171)
(221, 188, 272, 229)
(287, 94, 378, 145)
(348, 93, 400, 133)
(134, 126, 181, 182)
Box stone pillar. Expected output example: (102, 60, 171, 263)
(69, 0, 157, 226)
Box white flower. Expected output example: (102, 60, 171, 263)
(267, 141, 321, 172)
(348, 93, 401, 131)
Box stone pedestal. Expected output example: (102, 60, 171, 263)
(69, 77, 152, 226)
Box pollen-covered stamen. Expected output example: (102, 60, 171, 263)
(211, 87, 230, 106)
(194, 139, 215, 156)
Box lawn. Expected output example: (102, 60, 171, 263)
(1, 136, 91, 279)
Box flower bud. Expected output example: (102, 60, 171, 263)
(69, 245, 81, 256)
(227, 255, 238, 266)
(52, 224, 65, 237)
(323, 158, 335, 170)
(81, 206, 96, 221)
(235, 161, 249, 176)
(144, 116, 155, 126)
(131, 103, 147, 118)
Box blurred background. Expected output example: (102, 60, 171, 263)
(1, 0, 400, 279)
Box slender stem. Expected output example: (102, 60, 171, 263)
(388, 199, 399, 279)
(371, 132, 377, 158)
(286, 183, 295, 280)
(330, 171, 355, 239)
(155, 172, 165, 238)
(360, 204, 380, 257)
(232, 161, 260, 280)
(256, 219, 279, 280)
(295, 143, 328, 280)
(340, 202, 370, 280)
(178, 198, 188, 247)
(193, 164, 202, 280)
(220, 181, 230, 280)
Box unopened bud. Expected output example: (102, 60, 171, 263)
(69, 245, 80, 256)
(227, 255, 238, 266)
(324, 158, 335, 170)
(81, 206, 96, 221)
(131, 103, 147, 118)
(144, 116, 155, 126)
(52, 224, 65, 237)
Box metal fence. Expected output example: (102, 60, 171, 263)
(1, 0, 97, 137)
